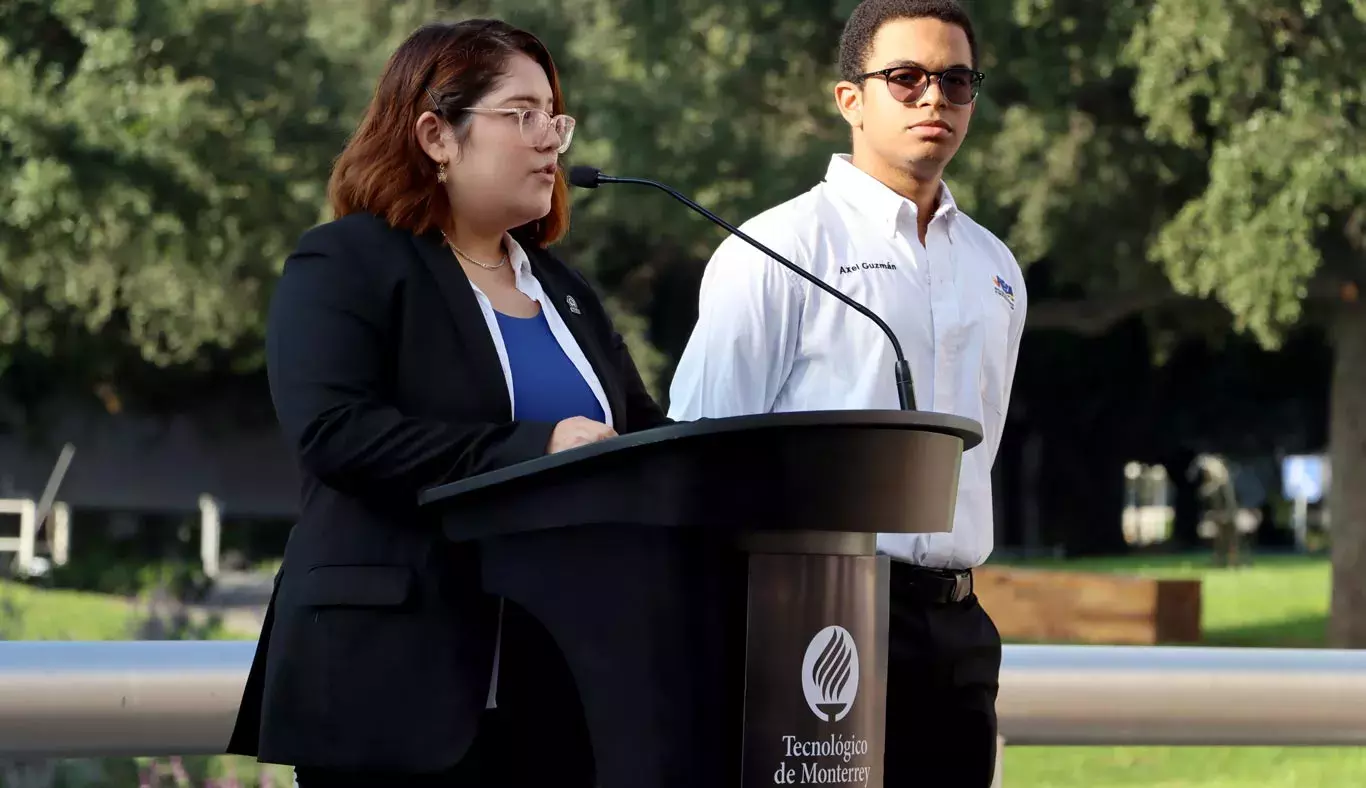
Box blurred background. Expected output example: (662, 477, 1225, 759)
(1, 0, 1364, 785)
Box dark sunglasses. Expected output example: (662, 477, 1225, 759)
(855, 65, 984, 106)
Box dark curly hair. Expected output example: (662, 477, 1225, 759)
(838, 0, 979, 83)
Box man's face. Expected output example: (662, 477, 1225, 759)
(838, 17, 978, 178)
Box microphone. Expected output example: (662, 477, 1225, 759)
(568, 165, 917, 411)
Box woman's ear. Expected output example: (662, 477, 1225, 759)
(415, 111, 451, 165)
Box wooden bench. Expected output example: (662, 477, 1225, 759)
(973, 566, 1202, 645)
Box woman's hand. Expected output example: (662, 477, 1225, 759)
(547, 416, 618, 453)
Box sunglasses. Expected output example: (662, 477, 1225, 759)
(855, 65, 984, 106)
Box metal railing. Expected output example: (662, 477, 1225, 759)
(996, 643, 1366, 746)
(2, 641, 1365, 758)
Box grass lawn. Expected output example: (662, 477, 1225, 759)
(0, 579, 139, 640)
(1005, 745, 1366, 787)
(990, 552, 1366, 787)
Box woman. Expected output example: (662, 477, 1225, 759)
(225, 19, 668, 787)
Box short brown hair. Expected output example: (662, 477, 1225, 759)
(327, 19, 570, 247)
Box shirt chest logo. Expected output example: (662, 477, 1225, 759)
(838, 261, 898, 275)
(992, 275, 1016, 309)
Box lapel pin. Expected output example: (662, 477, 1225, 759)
(566, 295, 581, 315)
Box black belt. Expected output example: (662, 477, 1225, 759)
(892, 563, 974, 605)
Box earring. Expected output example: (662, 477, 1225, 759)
(437, 161, 447, 184)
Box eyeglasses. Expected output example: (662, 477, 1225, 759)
(465, 107, 576, 154)
(424, 88, 576, 154)
(855, 65, 984, 106)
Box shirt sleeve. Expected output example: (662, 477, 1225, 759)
(999, 258, 1028, 418)
(667, 230, 805, 420)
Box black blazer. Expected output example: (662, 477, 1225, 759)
(226, 212, 668, 772)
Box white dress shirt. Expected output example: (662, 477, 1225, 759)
(667, 154, 1027, 570)
(463, 234, 614, 709)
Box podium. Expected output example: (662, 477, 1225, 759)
(419, 410, 981, 788)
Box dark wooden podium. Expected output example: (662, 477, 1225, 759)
(419, 410, 981, 788)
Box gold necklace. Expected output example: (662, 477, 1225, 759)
(443, 234, 508, 270)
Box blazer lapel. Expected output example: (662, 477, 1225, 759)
(409, 231, 512, 419)
(527, 250, 626, 424)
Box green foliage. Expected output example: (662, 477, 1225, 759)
(1125, 0, 1366, 346)
(602, 294, 668, 399)
(490, 0, 849, 262)
(0, 0, 1204, 394)
(1, 0, 1359, 386)
(51, 554, 211, 601)
(945, 0, 1203, 300)
(0, 0, 361, 371)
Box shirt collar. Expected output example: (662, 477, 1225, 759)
(822, 154, 959, 242)
(503, 233, 533, 279)
(459, 233, 538, 304)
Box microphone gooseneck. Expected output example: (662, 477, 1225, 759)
(569, 166, 916, 411)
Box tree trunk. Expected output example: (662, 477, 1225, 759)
(1164, 447, 1201, 549)
(1329, 298, 1366, 648)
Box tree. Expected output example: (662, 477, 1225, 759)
(1124, 0, 1366, 646)
(0, 0, 373, 420)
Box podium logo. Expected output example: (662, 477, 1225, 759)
(801, 625, 859, 722)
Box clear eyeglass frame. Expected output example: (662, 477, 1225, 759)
(465, 106, 576, 154)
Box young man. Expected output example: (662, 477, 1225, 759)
(667, 0, 1025, 784)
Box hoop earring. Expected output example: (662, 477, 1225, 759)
(437, 162, 448, 184)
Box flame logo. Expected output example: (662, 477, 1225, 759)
(813, 629, 854, 703)
(801, 625, 860, 722)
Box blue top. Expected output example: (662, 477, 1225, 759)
(495, 310, 606, 424)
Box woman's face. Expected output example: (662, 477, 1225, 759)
(422, 53, 571, 233)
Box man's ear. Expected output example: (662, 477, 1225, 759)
(834, 81, 864, 130)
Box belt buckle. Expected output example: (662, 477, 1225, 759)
(951, 571, 972, 602)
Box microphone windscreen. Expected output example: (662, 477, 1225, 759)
(567, 166, 602, 189)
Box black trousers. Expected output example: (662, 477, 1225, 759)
(884, 560, 1003, 788)
(294, 599, 596, 788)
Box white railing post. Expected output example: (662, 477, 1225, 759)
(199, 494, 221, 579)
(49, 503, 69, 567)
(15, 500, 35, 576)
